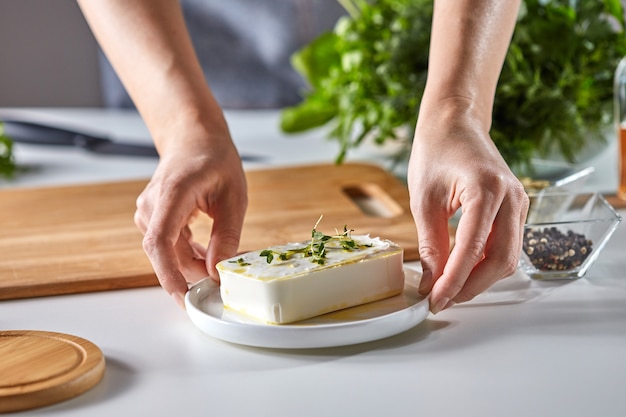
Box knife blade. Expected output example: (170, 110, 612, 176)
(2, 119, 159, 157)
(1, 119, 265, 161)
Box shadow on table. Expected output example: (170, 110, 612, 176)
(456, 268, 576, 308)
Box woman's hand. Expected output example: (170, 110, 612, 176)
(77, 0, 249, 308)
(133, 128, 247, 308)
(408, 104, 528, 314)
(408, 0, 525, 314)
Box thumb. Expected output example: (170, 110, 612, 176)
(206, 209, 245, 282)
(412, 207, 451, 296)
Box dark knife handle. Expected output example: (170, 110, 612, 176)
(1, 120, 159, 157)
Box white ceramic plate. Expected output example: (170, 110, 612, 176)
(185, 267, 430, 349)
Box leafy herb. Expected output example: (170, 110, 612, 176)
(280, 0, 626, 172)
(259, 216, 370, 265)
(229, 258, 251, 267)
(494, 0, 626, 171)
(259, 249, 275, 264)
(281, 0, 430, 165)
(0, 122, 17, 179)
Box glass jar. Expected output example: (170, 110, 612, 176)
(614, 56, 626, 200)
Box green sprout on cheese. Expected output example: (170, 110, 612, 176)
(259, 215, 371, 265)
(228, 257, 251, 267)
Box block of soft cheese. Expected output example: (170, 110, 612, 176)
(216, 235, 404, 324)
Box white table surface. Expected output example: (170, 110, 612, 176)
(1, 108, 625, 417)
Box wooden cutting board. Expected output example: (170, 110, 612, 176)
(0, 163, 424, 300)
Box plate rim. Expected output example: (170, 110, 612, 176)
(185, 267, 430, 349)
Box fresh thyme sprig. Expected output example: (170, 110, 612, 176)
(259, 215, 370, 265)
(228, 257, 251, 267)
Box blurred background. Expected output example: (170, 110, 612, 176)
(0, 0, 101, 107)
(0, 0, 345, 109)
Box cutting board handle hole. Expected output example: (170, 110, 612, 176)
(342, 184, 403, 218)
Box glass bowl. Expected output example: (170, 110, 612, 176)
(521, 192, 622, 280)
(519, 164, 595, 193)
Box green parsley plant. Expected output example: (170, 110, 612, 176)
(280, 0, 626, 173)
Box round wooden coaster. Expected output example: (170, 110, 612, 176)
(0, 330, 105, 413)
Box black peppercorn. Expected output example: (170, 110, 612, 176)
(523, 227, 593, 271)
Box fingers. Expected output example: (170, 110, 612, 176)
(449, 190, 528, 304)
(174, 226, 209, 283)
(134, 153, 248, 304)
(139, 185, 194, 301)
(412, 197, 452, 296)
(206, 186, 247, 281)
(408, 103, 530, 314)
(428, 182, 528, 313)
(427, 191, 500, 312)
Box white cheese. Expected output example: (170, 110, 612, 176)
(217, 235, 404, 324)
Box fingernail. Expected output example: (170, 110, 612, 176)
(172, 293, 186, 310)
(431, 297, 450, 314)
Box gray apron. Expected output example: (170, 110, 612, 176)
(99, 0, 346, 109)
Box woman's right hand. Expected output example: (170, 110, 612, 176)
(77, 0, 249, 308)
(133, 125, 248, 308)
